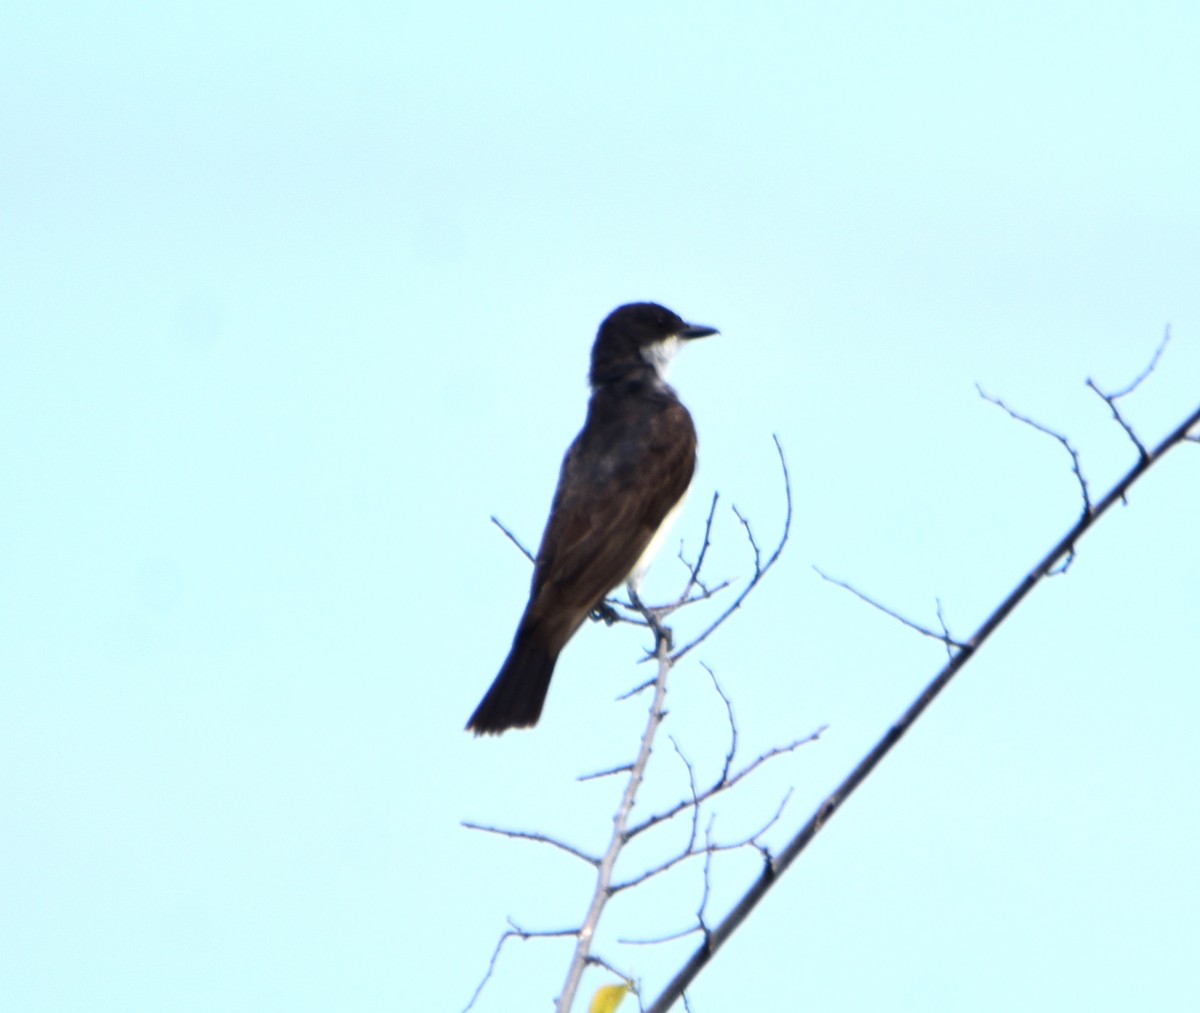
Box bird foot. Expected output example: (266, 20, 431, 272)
(591, 601, 621, 626)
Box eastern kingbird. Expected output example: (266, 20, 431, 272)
(467, 302, 718, 735)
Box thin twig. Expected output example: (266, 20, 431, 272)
(1085, 326, 1171, 458)
(730, 504, 763, 574)
(935, 598, 955, 664)
(613, 788, 791, 893)
(976, 384, 1092, 520)
(1101, 325, 1171, 399)
(697, 818, 716, 937)
(652, 579, 735, 621)
(462, 918, 582, 1012)
(625, 726, 825, 840)
(671, 434, 793, 663)
(616, 675, 658, 700)
(812, 566, 970, 649)
(670, 735, 703, 860)
(461, 822, 599, 866)
(582, 955, 638, 993)
(701, 663, 738, 785)
(490, 515, 536, 563)
(678, 491, 721, 599)
(620, 924, 701, 947)
(577, 762, 635, 782)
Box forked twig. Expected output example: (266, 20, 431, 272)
(1085, 325, 1172, 458)
(812, 567, 970, 650)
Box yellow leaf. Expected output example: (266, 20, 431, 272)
(588, 979, 634, 1013)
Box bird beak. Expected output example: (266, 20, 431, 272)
(679, 323, 719, 340)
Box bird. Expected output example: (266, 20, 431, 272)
(467, 302, 718, 735)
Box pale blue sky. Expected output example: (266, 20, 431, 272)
(3, 3, 1199, 1011)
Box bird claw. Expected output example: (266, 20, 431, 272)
(592, 601, 621, 626)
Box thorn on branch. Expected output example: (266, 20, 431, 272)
(615, 675, 658, 701)
(619, 923, 703, 947)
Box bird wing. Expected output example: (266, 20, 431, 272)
(528, 400, 696, 614)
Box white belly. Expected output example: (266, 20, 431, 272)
(626, 487, 689, 593)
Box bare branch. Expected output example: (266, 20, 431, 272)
(677, 491, 721, 599)
(696, 819, 716, 938)
(462, 918, 581, 1012)
(490, 515, 536, 563)
(619, 923, 702, 947)
(758, 788, 793, 843)
(615, 675, 658, 701)
(1086, 379, 1150, 458)
(577, 762, 635, 782)
(719, 735, 826, 795)
(671, 434, 793, 663)
(616, 789, 789, 941)
(701, 663, 738, 785)
(582, 956, 638, 994)
(625, 725, 825, 841)
(813, 566, 970, 650)
(651, 578, 735, 621)
(612, 789, 790, 894)
(976, 384, 1092, 519)
(1085, 326, 1171, 458)
(670, 735, 703, 860)
(643, 390, 1200, 1013)
(1098, 325, 1170, 399)
(556, 608, 676, 1012)
(461, 821, 599, 866)
(935, 598, 955, 664)
(730, 503, 763, 575)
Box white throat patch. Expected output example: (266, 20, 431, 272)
(640, 335, 682, 381)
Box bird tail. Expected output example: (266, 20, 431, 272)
(466, 633, 558, 735)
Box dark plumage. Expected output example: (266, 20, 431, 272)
(467, 303, 717, 735)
